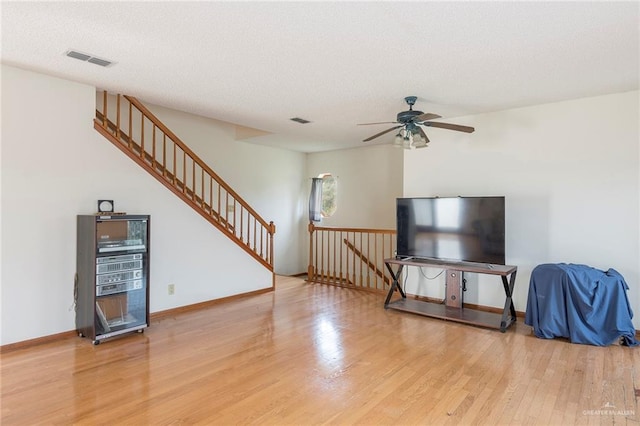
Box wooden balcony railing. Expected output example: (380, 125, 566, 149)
(307, 222, 396, 292)
(94, 91, 275, 271)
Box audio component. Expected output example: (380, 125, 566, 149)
(95, 253, 144, 296)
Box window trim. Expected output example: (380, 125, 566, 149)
(318, 173, 337, 218)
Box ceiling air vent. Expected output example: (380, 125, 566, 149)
(290, 117, 311, 124)
(65, 50, 115, 67)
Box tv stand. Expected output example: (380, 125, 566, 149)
(384, 257, 517, 332)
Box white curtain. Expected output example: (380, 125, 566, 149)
(309, 177, 323, 222)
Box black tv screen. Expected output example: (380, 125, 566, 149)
(396, 196, 505, 265)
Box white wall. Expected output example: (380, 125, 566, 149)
(0, 65, 305, 345)
(403, 91, 640, 328)
(2, 64, 637, 346)
(306, 144, 403, 229)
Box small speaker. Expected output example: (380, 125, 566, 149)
(98, 200, 114, 213)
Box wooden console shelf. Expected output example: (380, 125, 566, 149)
(384, 257, 518, 332)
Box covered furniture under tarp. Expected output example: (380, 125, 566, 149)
(525, 263, 638, 346)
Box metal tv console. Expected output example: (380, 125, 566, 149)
(384, 257, 517, 332)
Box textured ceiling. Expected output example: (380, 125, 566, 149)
(2, 1, 638, 153)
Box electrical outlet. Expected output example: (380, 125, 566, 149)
(168, 284, 175, 295)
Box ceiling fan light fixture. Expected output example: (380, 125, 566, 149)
(360, 96, 475, 148)
(411, 128, 426, 147)
(402, 134, 412, 150)
(393, 131, 404, 148)
(413, 137, 428, 149)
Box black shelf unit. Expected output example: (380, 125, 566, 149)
(76, 214, 150, 344)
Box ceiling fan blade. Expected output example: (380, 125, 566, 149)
(363, 125, 403, 142)
(424, 121, 475, 133)
(417, 126, 430, 143)
(357, 121, 398, 126)
(414, 113, 442, 122)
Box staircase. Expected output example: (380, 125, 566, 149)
(93, 91, 275, 272)
(307, 222, 395, 292)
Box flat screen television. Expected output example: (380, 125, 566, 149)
(396, 196, 505, 265)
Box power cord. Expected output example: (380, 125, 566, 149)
(402, 267, 447, 304)
(69, 273, 78, 312)
(419, 267, 445, 280)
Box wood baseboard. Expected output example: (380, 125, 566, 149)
(150, 286, 273, 322)
(0, 330, 78, 354)
(1, 287, 274, 353)
(410, 295, 640, 332)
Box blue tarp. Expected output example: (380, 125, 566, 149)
(525, 263, 638, 347)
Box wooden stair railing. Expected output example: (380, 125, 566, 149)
(94, 91, 275, 271)
(342, 238, 391, 288)
(307, 222, 396, 292)
(95, 110, 231, 228)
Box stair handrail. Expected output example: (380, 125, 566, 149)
(121, 95, 272, 231)
(342, 238, 392, 287)
(307, 222, 396, 292)
(95, 91, 275, 271)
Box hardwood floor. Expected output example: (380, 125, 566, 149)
(2, 275, 638, 425)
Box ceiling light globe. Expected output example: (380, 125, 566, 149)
(393, 132, 403, 148)
(403, 136, 411, 150)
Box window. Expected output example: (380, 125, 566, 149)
(319, 173, 337, 218)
